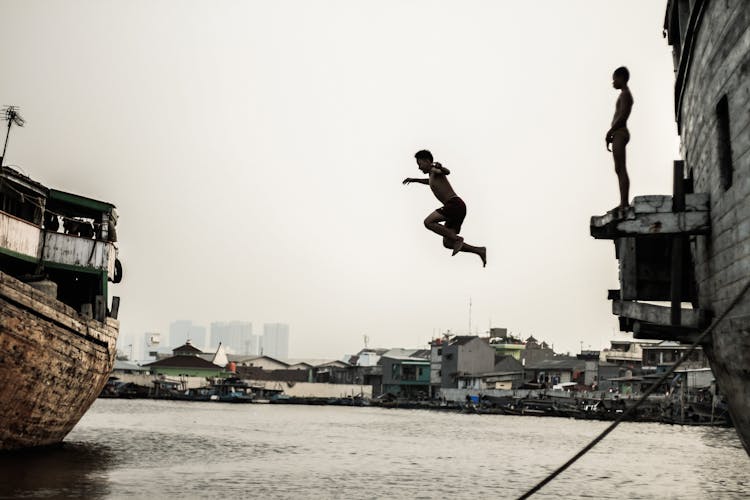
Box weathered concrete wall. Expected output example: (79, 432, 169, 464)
(0, 271, 118, 450)
(675, 0, 750, 452)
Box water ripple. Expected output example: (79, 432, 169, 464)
(1, 400, 748, 499)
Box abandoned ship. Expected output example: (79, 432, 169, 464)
(591, 0, 750, 454)
(0, 112, 122, 450)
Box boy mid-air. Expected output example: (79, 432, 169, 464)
(403, 150, 487, 267)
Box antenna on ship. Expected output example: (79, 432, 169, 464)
(1, 105, 25, 168)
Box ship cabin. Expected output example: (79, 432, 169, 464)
(0, 166, 120, 322)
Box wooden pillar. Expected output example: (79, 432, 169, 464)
(110, 296, 120, 320)
(671, 160, 685, 325)
(95, 295, 106, 322)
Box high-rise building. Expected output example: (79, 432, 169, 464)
(210, 321, 255, 355)
(262, 323, 289, 360)
(169, 320, 206, 350)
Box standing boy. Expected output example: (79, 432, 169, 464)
(606, 66, 634, 213)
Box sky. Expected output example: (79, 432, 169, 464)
(0, 0, 680, 359)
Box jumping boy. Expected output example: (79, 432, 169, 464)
(403, 150, 487, 267)
(605, 66, 634, 213)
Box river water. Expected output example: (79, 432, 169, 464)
(0, 399, 748, 499)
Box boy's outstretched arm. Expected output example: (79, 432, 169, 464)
(403, 177, 429, 185)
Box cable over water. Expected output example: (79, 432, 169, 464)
(518, 279, 750, 500)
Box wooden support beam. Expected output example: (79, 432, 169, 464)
(590, 192, 710, 240)
(110, 296, 120, 320)
(633, 322, 702, 344)
(618, 238, 637, 300)
(80, 303, 93, 319)
(95, 295, 106, 323)
(618, 316, 634, 333)
(671, 160, 685, 326)
(631, 193, 708, 214)
(614, 211, 710, 236)
(612, 300, 705, 329)
(633, 320, 707, 345)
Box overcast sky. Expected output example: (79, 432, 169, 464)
(0, 0, 679, 359)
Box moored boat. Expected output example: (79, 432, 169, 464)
(0, 138, 122, 450)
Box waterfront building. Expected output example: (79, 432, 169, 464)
(599, 337, 660, 373)
(641, 342, 710, 373)
(261, 323, 289, 360)
(596, 362, 622, 392)
(337, 349, 385, 394)
(381, 349, 430, 398)
(475, 355, 525, 390)
(142, 341, 229, 378)
(230, 354, 290, 370)
(172, 341, 203, 356)
(429, 338, 444, 398)
(520, 336, 555, 366)
(576, 350, 601, 387)
(440, 336, 496, 389)
(488, 329, 525, 360)
(141, 332, 163, 360)
(112, 360, 150, 376)
(523, 357, 585, 388)
(353, 349, 382, 367)
(313, 360, 353, 383)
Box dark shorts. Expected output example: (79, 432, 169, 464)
(436, 196, 467, 234)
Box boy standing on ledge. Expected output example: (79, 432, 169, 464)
(606, 66, 634, 214)
(403, 149, 487, 267)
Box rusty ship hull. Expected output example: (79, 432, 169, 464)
(0, 271, 118, 450)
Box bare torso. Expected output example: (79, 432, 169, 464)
(611, 88, 633, 130)
(429, 171, 458, 204)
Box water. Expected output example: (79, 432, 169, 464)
(1, 399, 748, 499)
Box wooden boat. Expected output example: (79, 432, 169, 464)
(0, 164, 122, 450)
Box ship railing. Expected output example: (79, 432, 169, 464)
(0, 209, 116, 274)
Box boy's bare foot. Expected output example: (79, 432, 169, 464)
(479, 247, 487, 267)
(452, 236, 464, 256)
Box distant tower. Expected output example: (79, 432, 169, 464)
(210, 321, 255, 354)
(262, 323, 289, 360)
(168, 320, 206, 349)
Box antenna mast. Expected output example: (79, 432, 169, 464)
(1, 106, 25, 167)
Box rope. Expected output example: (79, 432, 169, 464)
(517, 278, 750, 500)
